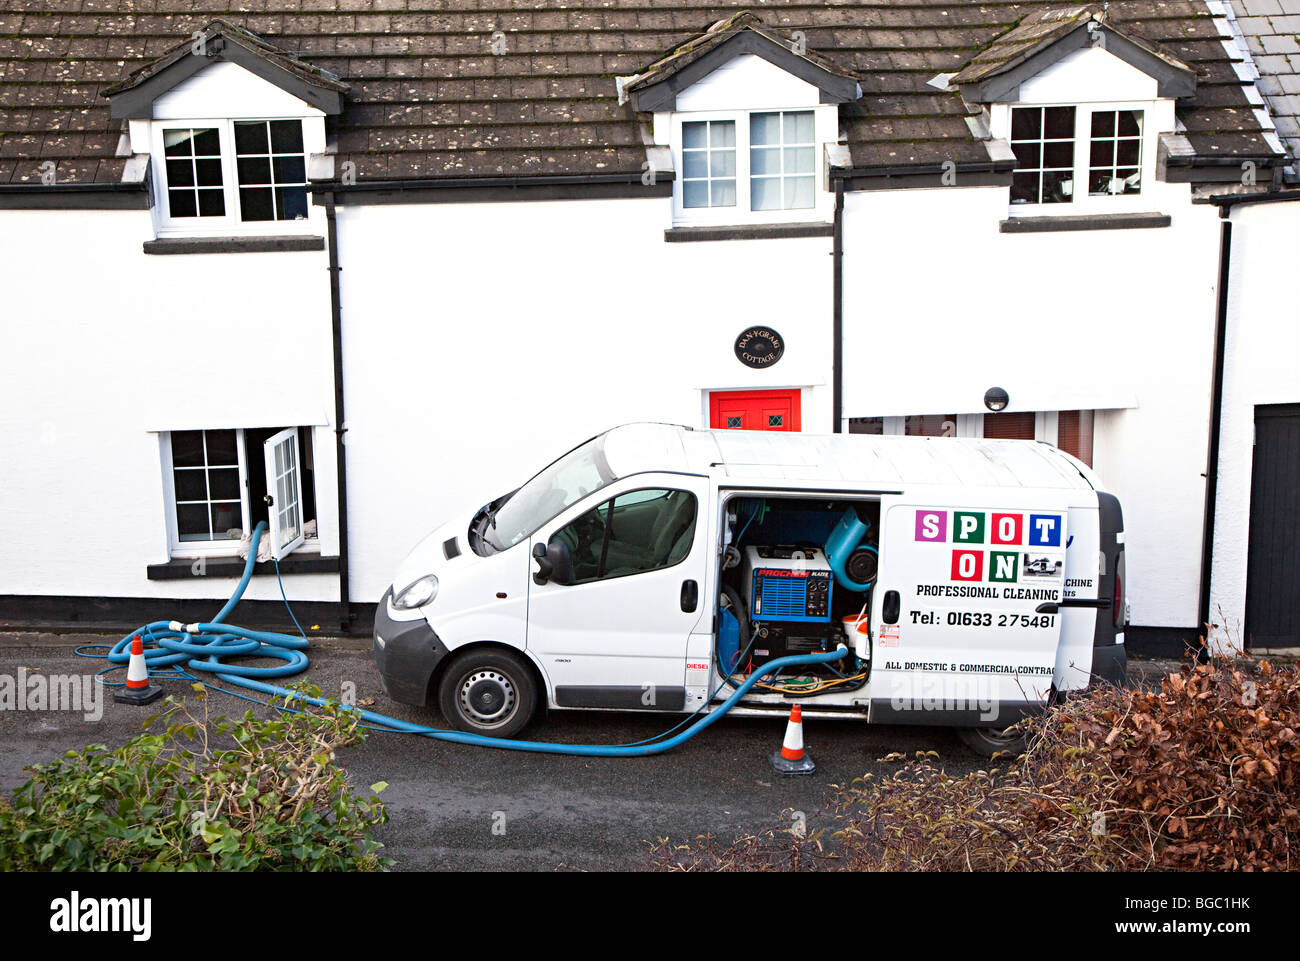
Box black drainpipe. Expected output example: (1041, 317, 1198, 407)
(832, 177, 845, 433)
(324, 192, 354, 634)
(1196, 206, 1232, 654)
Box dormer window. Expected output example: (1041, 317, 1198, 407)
(622, 14, 861, 232)
(105, 21, 348, 242)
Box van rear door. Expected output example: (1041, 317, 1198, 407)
(868, 496, 1071, 728)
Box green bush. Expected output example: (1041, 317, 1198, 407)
(0, 684, 391, 871)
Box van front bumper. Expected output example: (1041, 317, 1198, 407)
(373, 590, 448, 708)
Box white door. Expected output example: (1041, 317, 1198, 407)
(263, 428, 305, 560)
(527, 475, 711, 711)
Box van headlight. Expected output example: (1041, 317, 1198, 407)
(392, 575, 438, 610)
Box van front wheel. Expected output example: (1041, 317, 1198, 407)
(439, 650, 538, 738)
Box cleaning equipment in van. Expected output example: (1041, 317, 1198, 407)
(87, 523, 847, 758)
(824, 506, 878, 592)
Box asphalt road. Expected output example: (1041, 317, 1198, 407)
(0, 631, 1006, 871)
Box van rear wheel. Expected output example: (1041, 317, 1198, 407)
(957, 725, 1027, 758)
(438, 649, 537, 738)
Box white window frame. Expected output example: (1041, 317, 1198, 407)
(994, 100, 1155, 217)
(161, 429, 252, 558)
(161, 426, 314, 559)
(670, 106, 836, 227)
(150, 117, 319, 238)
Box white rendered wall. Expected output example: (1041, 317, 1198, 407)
(1209, 199, 1300, 652)
(840, 182, 1223, 630)
(334, 195, 834, 601)
(0, 208, 339, 602)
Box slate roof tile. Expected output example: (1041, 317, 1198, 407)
(0, 0, 1283, 185)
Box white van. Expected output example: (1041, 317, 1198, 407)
(373, 423, 1126, 754)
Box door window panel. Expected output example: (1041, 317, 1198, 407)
(552, 489, 697, 584)
(983, 411, 1037, 440)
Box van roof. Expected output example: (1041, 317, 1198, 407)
(603, 423, 1099, 492)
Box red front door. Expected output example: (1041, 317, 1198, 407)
(709, 389, 801, 432)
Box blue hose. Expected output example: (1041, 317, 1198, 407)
(97, 522, 847, 757)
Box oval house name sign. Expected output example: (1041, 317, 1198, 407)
(734, 327, 784, 369)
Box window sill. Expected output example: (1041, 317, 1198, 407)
(664, 222, 834, 243)
(999, 212, 1171, 234)
(147, 552, 339, 580)
(142, 236, 326, 255)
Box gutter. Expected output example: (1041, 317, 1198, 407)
(315, 171, 672, 194)
(1197, 206, 1232, 656)
(323, 192, 354, 634)
(830, 160, 1017, 180)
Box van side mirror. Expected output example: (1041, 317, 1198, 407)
(532, 540, 573, 586)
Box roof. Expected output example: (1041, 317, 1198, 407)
(1225, 0, 1300, 180)
(0, 1, 1284, 187)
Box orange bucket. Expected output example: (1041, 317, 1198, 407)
(841, 612, 870, 642)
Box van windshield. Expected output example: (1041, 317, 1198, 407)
(480, 436, 617, 552)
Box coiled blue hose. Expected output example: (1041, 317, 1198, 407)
(95, 522, 847, 756)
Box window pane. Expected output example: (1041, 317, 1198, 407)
(1042, 170, 1073, 203)
(163, 129, 195, 156)
(1011, 140, 1039, 168)
(167, 189, 198, 218)
(683, 122, 706, 149)
(1117, 110, 1141, 137)
(237, 157, 271, 185)
(682, 150, 707, 179)
(166, 159, 195, 187)
(1090, 139, 1113, 167)
(277, 187, 309, 220)
(205, 430, 239, 465)
(784, 111, 814, 143)
(785, 145, 814, 174)
(171, 431, 205, 468)
(711, 179, 736, 206)
(177, 504, 210, 541)
(173, 468, 208, 501)
(751, 146, 780, 175)
(197, 188, 225, 217)
(1011, 172, 1039, 205)
(1091, 111, 1115, 137)
(709, 150, 735, 178)
(209, 468, 240, 501)
(192, 128, 221, 156)
(239, 187, 275, 221)
(194, 158, 223, 187)
(211, 503, 242, 538)
(1042, 141, 1073, 169)
(269, 120, 303, 153)
(234, 121, 269, 155)
(751, 177, 781, 211)
(1116, 139, 1140, 167)
(683, 180, 708, 208)
(1011, 107, 1040, 140)
(274, 156, 306, 184)
(1043, 106, 1075, 138)
(750, 112, 781, 145)
(710, 121, 735, 148)
(784, 176, 814, 209)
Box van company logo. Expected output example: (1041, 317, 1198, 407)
(50, 892, 151, 941)
(0, 669, 103, 722)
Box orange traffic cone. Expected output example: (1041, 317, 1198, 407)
(113, 635, 164, 705)
(770, 704, 815, 775)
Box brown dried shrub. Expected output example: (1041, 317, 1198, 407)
(650, 658, 1299, 871)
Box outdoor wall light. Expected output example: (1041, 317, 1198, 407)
(984, 387, 1010, 412)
